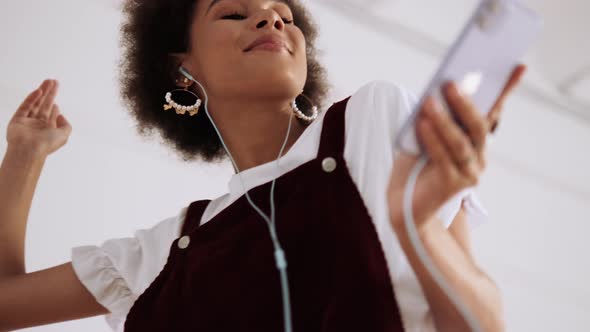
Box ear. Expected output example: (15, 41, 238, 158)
(167, 52, 195, 83)
(168, 52, 185, 66)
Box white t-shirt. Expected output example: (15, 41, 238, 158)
(71, 80, 489, 331)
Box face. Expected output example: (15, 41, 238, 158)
(183, 0, 307, 102)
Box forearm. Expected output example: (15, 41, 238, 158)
(393, 219, 504, 332)
(0, 146, 46, 277)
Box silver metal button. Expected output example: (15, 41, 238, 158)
(322, 157, 337, 173)
(178, 235, 190, 249)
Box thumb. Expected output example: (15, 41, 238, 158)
(56, 114, 72, 131)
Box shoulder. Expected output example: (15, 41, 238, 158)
(70, 205, 189, 325)
(341, 80, 418, 152)
(344, 80, 417, 139)
(347, 80, 417, 113)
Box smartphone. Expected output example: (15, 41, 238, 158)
(395, 0, 542, 154)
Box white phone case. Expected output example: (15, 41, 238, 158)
(395, 0, 542, 155)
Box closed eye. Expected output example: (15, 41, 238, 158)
(221, 12, 293, 24)
(222, 13, 246, 20)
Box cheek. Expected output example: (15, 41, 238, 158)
(297, 48, 307, 79)
(197, 29, 239, 76)
(295, 35, 308, 77)
(205, 29, 235, 57)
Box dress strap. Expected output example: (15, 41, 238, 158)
(181, 200, 211, 235)
(317, 97, 351, 158)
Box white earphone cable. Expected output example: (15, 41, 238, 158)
(401, 154, 482, 332)
(179, 66, 294, 332)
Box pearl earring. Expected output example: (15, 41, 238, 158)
(163, 77, 202, 116)
(291, 93, 318, 122)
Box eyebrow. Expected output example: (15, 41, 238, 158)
(206, 0, 290, 15)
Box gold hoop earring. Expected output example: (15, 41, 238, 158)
(163, 77, 202, 116)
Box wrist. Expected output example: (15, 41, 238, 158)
(4, 144, 47, 165)
(389, 190, 441, 232)
(390, 206, 438, 241)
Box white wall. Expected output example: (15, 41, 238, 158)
(0, 0, 588, 331)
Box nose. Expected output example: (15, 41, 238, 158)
(253, 9, 285, 31)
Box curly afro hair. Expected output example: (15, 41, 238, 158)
(118, 0, 331, 163)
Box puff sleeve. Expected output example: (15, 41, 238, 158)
(70, 206, 188, 331)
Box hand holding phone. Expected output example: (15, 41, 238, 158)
(395, 0, 541, 156)
(413, 65, 526, 187)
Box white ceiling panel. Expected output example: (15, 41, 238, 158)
(353, 0, 479, 45)
(320, 0, 590, 118)
(570, 74, 590, 104)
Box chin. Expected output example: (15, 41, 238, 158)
(239, 74, 303, 94)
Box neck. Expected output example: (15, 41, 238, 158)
(205, 96, 308, 173)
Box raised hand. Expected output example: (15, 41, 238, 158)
(6, 80, 72, 157)
(388, 65, 527, 228)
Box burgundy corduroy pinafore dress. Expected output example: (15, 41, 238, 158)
(124, 97, 406, 331)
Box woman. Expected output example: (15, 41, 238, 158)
(0, 0, 525, 331)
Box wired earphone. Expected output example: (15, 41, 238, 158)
(178, 66, 296, 332)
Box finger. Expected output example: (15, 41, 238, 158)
(490, 120, 500, 134)
(417, 115, 455, 174)
(30, 80, 55, 118)
(37, 80, 59, 120)
(499, 64, 527, 104)
(56, 113, 72, 134)
(48, 104, 60, 128)
(30, 80, 52, 109)
(487, 64, 527, 126)
(426, 100, 479, 170)
(443, 82, 488, 151)
(13, 87, 44, 119)
(427, 106, 481, 186)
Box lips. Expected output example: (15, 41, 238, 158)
(245, 34, 290, 53)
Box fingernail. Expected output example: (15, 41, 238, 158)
(430, 99, 443, 113)
(491, 121, 499, 133)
